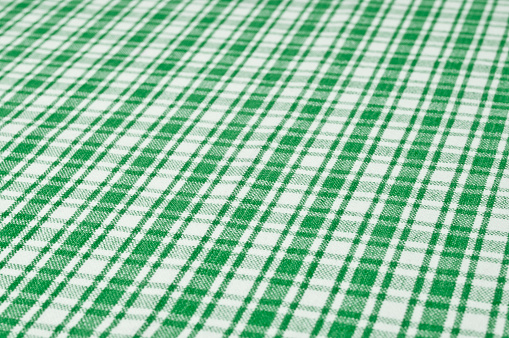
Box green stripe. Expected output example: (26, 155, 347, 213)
(228, 0, 416, 334)
(0, 2, 223, 322)
(44, 0, 286, 334)
(0, 0, 137, 174)
(191, 1, 365, 334)
(327, 0, 492, 335)
(238, 0, 442, 335)
(415, 4, 508, 335)
(0, 0, 86, 84)
(130, 0, 344, 335)
(6, 0, 241, 335)
(395, 3, 509, 336)
(0, 0, 112, 130)
(0, 0, 200, 331)
(95, 0, 303, 335)
(0, 0, 44, 40)
(278, 0, 449, 334)
(364, 0, 505, 335)
(0, 0, 162, 282)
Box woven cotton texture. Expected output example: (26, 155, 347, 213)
(0, 0, 508, 336)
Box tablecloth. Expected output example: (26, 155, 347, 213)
(0, 0, 508, 336)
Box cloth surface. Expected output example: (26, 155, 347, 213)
(0, 0, 508, 336)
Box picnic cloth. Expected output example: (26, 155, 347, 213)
(0, 0, 508, 336)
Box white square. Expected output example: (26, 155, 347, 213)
(118, 214, 142, 228)
(461, 313, 488, 332)
(38, 308, 68, 326)
(52, 206, 78, 220)
(0, 198, 13, 213)
(346, 198, 370, 214)
(398, 99, 418, 110)
(325, 240, 351, 256)
(422, 46, 441, 57)
(117, 135, 139, 147)
(365, 162, 389, 175)
(145, 105, 167, 117)
(150, 268, 179, 284)
(86, 169, 110, 183)
(282, 86, 301, 97)
(340, 93, 359, 104)
(196, 328, 222, 338)
(301, 155, 323, 167)
(446, 135, 468, 148)
(379, 300, 407, 320)
(211, 183, 237, 196)
(33, 94, 55, 107)
(370, 42, 387, 52)
(183, 223, 209, 237)
(476, 261, 500, 277)
(24, 162, 50, 176)
(10, 250, 38, 265)
(399, 250, 423, 266)
(225, 279, 253, 297)
(1, 123, 24, 135)
(175, 141, 199, 154)
(237, 148, 259, 160)
(415, 207, 440, 223)
(140, 46, 160, 58)
(498, 176, 509, 190)
(279, 192, 302, 206)
(321, 121, 342, 134)
(58, 129, 80, 140)
(26, 328, 51, 338)
(79, 259, 107, 275)
(300, 289, 328, 307)
(147, 176, 171, 191)
(194, 52, 212, 63)
(431, 169, 455, 183)
(117, 72, 139, 85)
(254, 231, 279, 247)
(41, 40, 61, 51)
(487, 217, 509, 233)
(383, 127, 405, 141)
(300, 61, 319, 72)
(315, 36, 334, 47)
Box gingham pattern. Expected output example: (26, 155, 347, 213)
(0, 0, 508, 336)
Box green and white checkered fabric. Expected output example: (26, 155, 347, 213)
(0, 0, 508, 336)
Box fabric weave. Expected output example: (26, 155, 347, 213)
(0, 0, 508, 336)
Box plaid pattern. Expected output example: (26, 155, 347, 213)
(0, 0, 508, 336)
